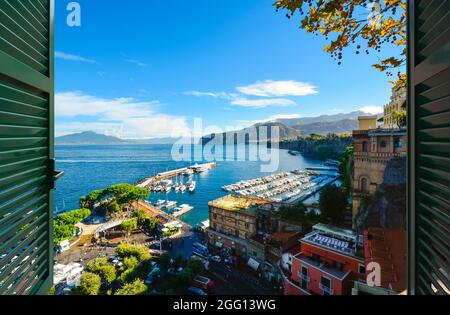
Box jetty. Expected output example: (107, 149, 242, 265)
(136, 162, 218, 189)
(172, 204, 194, 218)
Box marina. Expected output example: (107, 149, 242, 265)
(223, 170, 340, 204)
(136, 162, 217, 193)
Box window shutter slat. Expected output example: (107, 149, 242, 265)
(0, 0, 54, 295)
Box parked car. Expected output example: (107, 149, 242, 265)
(187, 286, 207, 296)
(192, 275, 214, 292)
(210, 256, 221, 263)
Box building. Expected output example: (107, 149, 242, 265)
(207, 195, 303, 283)
(54, 263, 84, 294)
(352, 228, 407, 295)
(207, 195, 273, 259)
(383, 87, 406, 128)
(352, 116, 407, 221)
(284, 224, 365, 295)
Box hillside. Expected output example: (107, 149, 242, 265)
(55, 131, 128, 145)
(201, 111, 367, 144)
(55, 131, 180, 145)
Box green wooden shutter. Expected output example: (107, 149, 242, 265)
(408, 0, 450, 295)
(0, 0, 56, 295)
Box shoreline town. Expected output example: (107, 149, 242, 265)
(53, 87, 408, 296)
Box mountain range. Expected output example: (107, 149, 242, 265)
(202, 110, 370, 144)
(56, 111, 373, 145)
(55, 131, 180, 145)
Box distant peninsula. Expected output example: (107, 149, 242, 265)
(55, 131, 180, 145)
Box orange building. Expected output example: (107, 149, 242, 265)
(284, 224, 365, 295)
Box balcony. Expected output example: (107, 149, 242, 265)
(319, 284, 334, 295)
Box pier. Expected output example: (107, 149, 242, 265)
(136, 162, 218, 189)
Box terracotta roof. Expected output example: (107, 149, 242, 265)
(364, 228, 407, 293)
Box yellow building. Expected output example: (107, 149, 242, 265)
(383, 87, 406, 128)
(207, 195, 271, 257)
(351, 117, 407, 224)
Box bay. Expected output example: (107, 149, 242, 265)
(55, 144, 325, 226)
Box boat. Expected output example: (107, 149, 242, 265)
(183, 168, 194, 176)
(180, 184, 186, 193)
(155, 200, 166, 207)
(188, 180, 196, 192)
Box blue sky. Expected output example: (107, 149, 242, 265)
(55, 0, 400, 139)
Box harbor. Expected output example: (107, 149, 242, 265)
(136, 162, 218, 194)
(222, 170, 340, 204)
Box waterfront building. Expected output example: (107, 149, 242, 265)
(206, 195, 303, 283)
(284, 224, 365, 295)
(352, 117, 407, 222)
(383, 86, 407, 128)
(352, 228, 407, 295)
(207, 195, 273, 258)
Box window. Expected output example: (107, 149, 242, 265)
(394, 136, 403, 148)
(320, 277, 332, 295)
(380, 140, 387, 148)
(362, 141, 369, 152)
(359, 264, 366, 275)
(245, 222, 249, 229)
(360, 177, 368, 193)
(300, 266, 309, 291)
(333, 261, 343, 271)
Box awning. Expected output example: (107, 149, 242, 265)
(247, 258, 260, 271)
(215, 242, 223, 248)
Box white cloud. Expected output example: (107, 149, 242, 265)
(125, 59, 148, 67)
(55, 92, 190, 139)
(359, 106, 383, 115)
(55, 51, 97, 64)
(237, 80, 318, 97)
(231, 98, 295, 108)
(183, 91, 238, 100)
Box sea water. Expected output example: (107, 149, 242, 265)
(55, 144, 324, 226)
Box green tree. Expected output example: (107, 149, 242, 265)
(158, 253, 172, 271)
(57, 208, 91, 225)
(274, 0, 407, 89)
(339, 146, 354, 193)
(115, 279, 148, 295)
(142, 217, 159, 234)
(107, 184, 150, 209)
(86, 258, 116, 285)
(392, 109, 407, 128)
(132, 209, 148, 225)
(116, 243, 151, 262)
(121, 218, 138, 237)
(109, 200, 121, 213)
(185, 258, 204, 276)
(53, 209, 91, 246)
(78, 272, 101, 295)
(319, 184, 348, 224)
